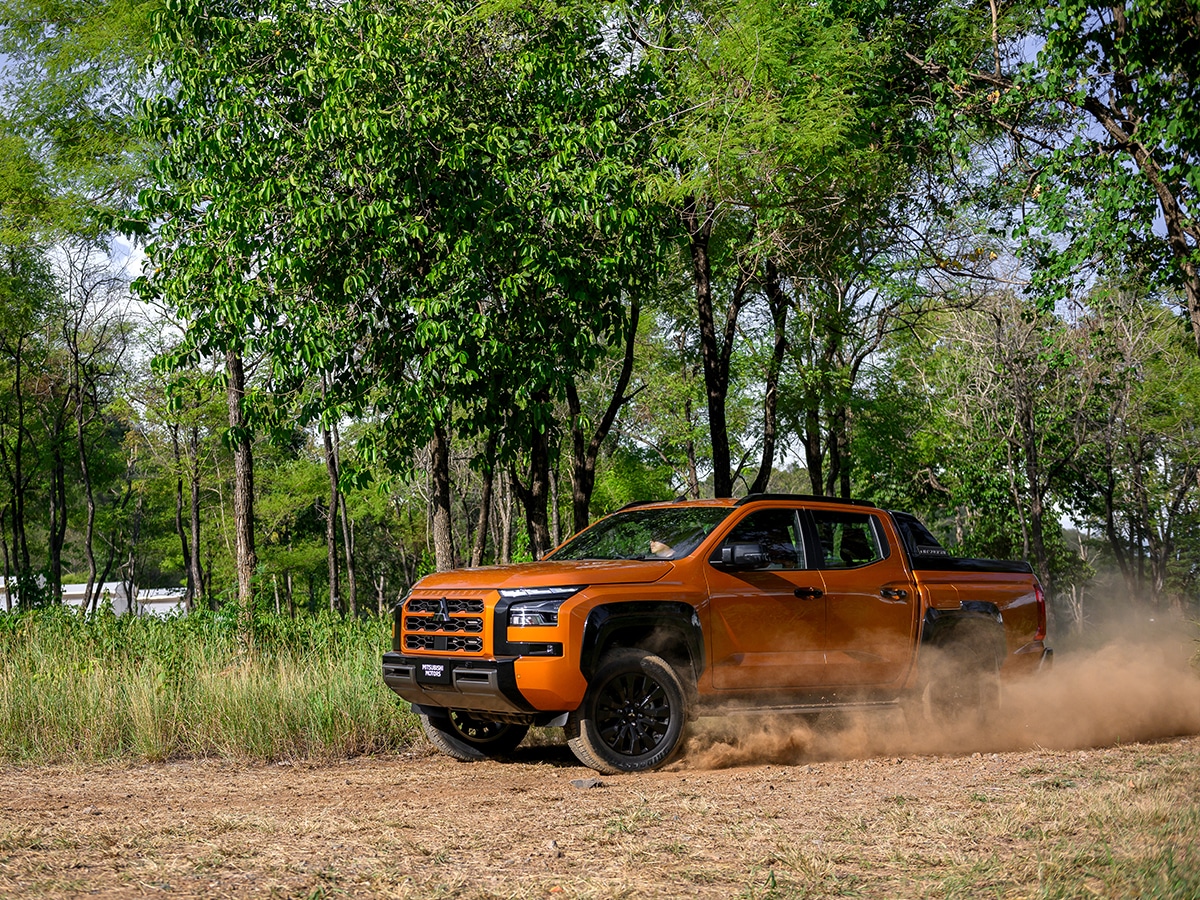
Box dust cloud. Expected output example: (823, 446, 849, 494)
(681, 618, 1200, 770)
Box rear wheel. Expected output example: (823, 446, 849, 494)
(419, 709, 529, 761)
(905, 632, 1001, 734)
(566, 649, 689, 774)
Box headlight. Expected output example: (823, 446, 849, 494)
(501, 586, 583, 627)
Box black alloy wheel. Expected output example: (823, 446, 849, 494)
(594, 671, 672, 756)
(566, 648, 689, 774)
(419, 709, 529, 762)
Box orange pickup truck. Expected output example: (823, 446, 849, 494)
(382, 494, 1051, 773)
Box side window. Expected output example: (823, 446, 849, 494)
(891, 511, 949, 558)
(716, 509, 806, 569)
(810, 511, 887, 568)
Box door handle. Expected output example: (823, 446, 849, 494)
(880, 587, 908, 601)
(794, 587, 824, 599)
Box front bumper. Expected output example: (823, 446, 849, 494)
(382, 652, 536, 717)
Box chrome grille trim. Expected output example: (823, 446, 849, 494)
(404, 615, 483, 634)
(404, 635, 483, 653)
(407, 598, 484, 614)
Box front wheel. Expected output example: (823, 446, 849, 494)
(566, 649, 689, 774)
(418, 709, 529, 762)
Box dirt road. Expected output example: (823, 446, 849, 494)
(2, 726, 1199, 899)
(3, 639, 1200, 898)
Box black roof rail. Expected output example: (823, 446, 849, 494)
(618, 495, 695, 511)
(736, 493, 880, 508)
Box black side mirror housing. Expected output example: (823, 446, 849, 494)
(718, 542, 768, 569)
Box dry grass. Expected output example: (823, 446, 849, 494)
(0, 608, 419, 763)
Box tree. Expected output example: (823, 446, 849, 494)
(1069, 289, 1200, 609)
(142, 0, 663, 570)
(0, 0, 157, 235)
(916, 292, 1101, 592)
(59, 239, 134, 610)
(909, 0, 1200, 354)
(628, 0, 933, 495)
(0, 247, 58, 604)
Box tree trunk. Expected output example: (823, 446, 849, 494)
(1020, 402, 1051, 595)
(48, 441, 67, 604)
(188, 427, 203, 608)
(322, 422, 341, 614)
(684, 400, 700, 499)
(332, 418, 357, 615)
(77, 398, 100, 612)
(683, 196, 734, 497)
(1100, 478, 1138, 602)
(803, 410, 824, 496)
(226, 348, 257, 644)
(1, 507, 10, 611)
(512, 422, 552, 559)
(549, 466, 561, 548)
(498, 470, 513, 565)
(342, 515, 357, 616)
(749, 260, 789, 494)
(568, 298, 641, 533)
(171, 425, 194, 610)
(11, 335, 30, 573)
(824, 408, 852, 500)
(430, 421, 455, 571)
(471, 434, 497, 567)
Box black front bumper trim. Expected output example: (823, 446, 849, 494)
(382, 652, 536, 715)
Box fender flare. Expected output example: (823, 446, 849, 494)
(921, 600, 1007, 665)
(579, 601, 705, 684)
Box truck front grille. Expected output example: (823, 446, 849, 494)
(400, 595, 488, 655)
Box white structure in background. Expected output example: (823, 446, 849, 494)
(61, 582, 134, 615)
(0, 581, 188, 617)
(136, 587, 189, 618)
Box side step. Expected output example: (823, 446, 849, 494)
(698, 699, 901, 718)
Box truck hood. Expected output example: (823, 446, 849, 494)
(411, 559, 674, 592)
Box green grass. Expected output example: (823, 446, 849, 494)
(0, 605, 419, 763)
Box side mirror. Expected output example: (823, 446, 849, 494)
(719, 542, 768, 569)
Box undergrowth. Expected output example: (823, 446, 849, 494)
(0, 605, 419, 763)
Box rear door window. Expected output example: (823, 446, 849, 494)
(807, 510, 888, 568)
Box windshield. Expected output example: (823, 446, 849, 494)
(548, 506, 732, 561)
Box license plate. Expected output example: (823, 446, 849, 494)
(417, 662, 452, 685)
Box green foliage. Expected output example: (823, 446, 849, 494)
(589, 447, 677, 516)
(0, 606, 418, 762)
(140, 0, 664, 479)
(0, 132, 53, 244)
(915, 0, 1200, 343)
(0, 0, 158, 235)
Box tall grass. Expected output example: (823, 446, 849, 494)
(0, 605, 420, 763)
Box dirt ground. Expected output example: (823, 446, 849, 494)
(3, 637, 1200, 899)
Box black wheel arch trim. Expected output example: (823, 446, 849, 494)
(580, 601, 705, 682)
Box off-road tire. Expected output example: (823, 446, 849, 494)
(566, 648, 689, 774)
(418, 709, 529, 762)
(904, 630, 1001, 734)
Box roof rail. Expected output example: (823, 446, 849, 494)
(616, 499, 667, 511)
(618, 495, 696, 511)
(735, 493, 880, 508)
